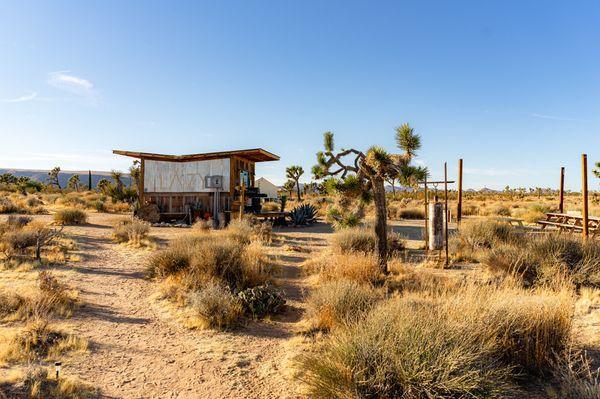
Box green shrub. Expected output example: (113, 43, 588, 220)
(53, 208, 87, 225)
(237, 285, 285, 318)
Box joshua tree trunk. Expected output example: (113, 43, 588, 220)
(372, 176, 388, 274)
(295, 180, 302, 201)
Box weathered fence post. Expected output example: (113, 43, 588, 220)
(559, 166, 565, 214)
(582, 154, 589, 239)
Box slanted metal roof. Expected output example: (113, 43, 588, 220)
(113, 148, 279, 162)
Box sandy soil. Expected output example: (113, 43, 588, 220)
(2, 213, 599, 398)
(26, 214, 333, 399)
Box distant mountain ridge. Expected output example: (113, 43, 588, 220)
(0, 168, 131, 189)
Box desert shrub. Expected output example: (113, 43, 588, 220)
(147, 240, 192, 277)
(25, 196, 43, 207)
(450, 219, 516, 261)
(331, 227, 404, 256)
(304, 252, 386, 285)
(261, 201, 279, 212)
(186, 282, 243, 329)
(305, 280, 381, 331)
(192, 219, 212, 231)
(484, 234, 600, 288)
(112, 218, 150, 245)
(53, 208, 87, 225)
(397, 207, 424, 219)
(0, 273, 76, 321)
(0, 320, 87, 362)
(237, 285, 285, 318)
(149, 234, 272, 291)
(5, 215, 33, 228)
(89, 199, 107, 212)
(487, 204, 511, 216)
(462, 203, 480, 216)
(299, 282, 574, 397)
(0, 366, 98, 399)
(56, 193, 87, 208)
(299, 295, 518, 398)
(0, 196, 22, 213)
(225, 218, 272, 244)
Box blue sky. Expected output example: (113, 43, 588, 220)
(1, 1, 599, 190)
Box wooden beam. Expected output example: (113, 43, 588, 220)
(139, 159, 145, 206)
(424, 176, 429, 251)
(559, 166, 565, 214)
(444, 162, 449, 267)
(582, 154, 589, 239)
(457, 159, 463, 225)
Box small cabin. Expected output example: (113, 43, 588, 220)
(113, 148, 279, 222)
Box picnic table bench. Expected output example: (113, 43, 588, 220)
(537, 212, 600, 236)
(492, 216, 524, 227)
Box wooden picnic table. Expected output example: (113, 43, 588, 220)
(537, 212, 600, 236)
(492, 216, 524, 227)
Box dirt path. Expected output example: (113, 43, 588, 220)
(60, 215, 330, 399)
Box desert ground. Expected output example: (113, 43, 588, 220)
(1, 191, 600, 398)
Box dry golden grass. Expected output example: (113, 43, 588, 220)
(53, 208, 87, 225)
(303, 252, 386, 285)
(0, 320, 87, 363)
(0, 365, 98, 398)
(298, 278, 576, 398)
(0, 271, 78, 321)
(112, 217, 151, 246)
(150, 220, 277, 330)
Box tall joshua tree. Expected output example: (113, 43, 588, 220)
(286, 165, 304, 201)
(393, 123, 428, 189)
(594, 162, 600, 180)
(47, 167, 62, 190)
(313, 132, 401, 273)
(67, 174, 81, 191)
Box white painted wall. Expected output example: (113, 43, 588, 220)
(144, 159, 230, 193)
(256, 177, 279, 199)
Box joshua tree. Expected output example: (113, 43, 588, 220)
(283, 179, 296, 198)
(286, 165, 304, 201)
(313, 130, 419, 273)
(129, 160, 141, 189)
(110, 170, 124, 192)
(47, 167, 62, 189)
(97, 178, 111, 194)
(594, 162, 600, 180)
(393, 123, 428, 188)
(67, 174, 81, 191)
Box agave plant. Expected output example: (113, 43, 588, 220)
(290, 204, 318, 226)
(237, 285, 286, 318)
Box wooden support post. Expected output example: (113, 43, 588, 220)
(139, 159, 145, 206)
(239, 182, 246, 221)
(457, 159, 463, 225)
(582, 154, 589, 239)
(424, 176, 429, 251)
(444, 162, 449, 267)
(558, 166, 565, 214)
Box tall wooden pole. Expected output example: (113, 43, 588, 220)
(424, 176, 429, 251)
(582, 154, 589, 239)
(444, 162, 449, 267)
(559, 166, 565, 214)
(457, 159, 463, 225)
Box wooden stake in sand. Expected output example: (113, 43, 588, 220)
(559, 166, 565, 214)
(457, 159, 463, 226)
(444, 162, 449, 267)
(582, 154, 589, 239)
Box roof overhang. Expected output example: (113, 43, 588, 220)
(113, 148, 279, 163)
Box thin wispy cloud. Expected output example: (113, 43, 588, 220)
(530, 113, 581, 122)
(47, 71, 99, 104)
(1, 92, 38, 103)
